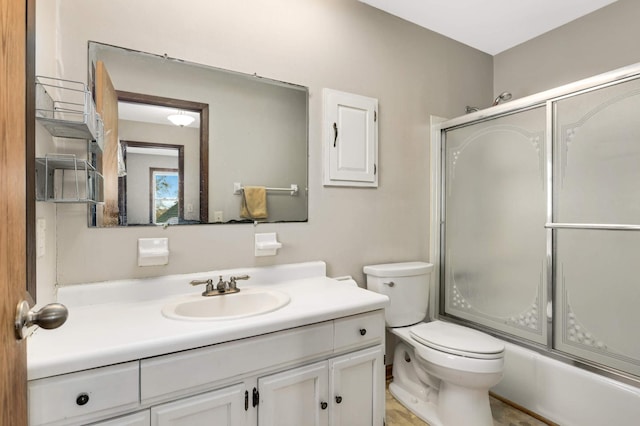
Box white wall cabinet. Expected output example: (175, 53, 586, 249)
(29, 310, 385, 426)
(323, 89, 378, 187)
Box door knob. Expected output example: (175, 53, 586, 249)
(15, 300, 68, 339)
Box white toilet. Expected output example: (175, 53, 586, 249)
(364, 262, 504, 426)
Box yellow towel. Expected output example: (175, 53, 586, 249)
(240, 186, 268, 219)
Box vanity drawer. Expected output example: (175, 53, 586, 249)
(28, 361, 140, 426)
(140, 321, 334, 404)
(334, 310, 385, 352)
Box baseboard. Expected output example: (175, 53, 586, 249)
(489, 392, 558, 426)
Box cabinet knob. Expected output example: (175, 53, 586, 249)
(76, 393, 89, 406)
(320, 401, 328, 410)
(359, 328, 367, 336)
(335, 395, 343, 404)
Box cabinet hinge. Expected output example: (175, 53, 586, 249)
(374, 164, 377, 175)
(245, 390, 249, 411)
(384, 355, 386, 364)
(374, 110, 377, 122)
(252, 387, 259, 407)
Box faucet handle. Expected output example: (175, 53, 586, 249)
(228, 275, 250, 290)
(190, 278, 214, 293)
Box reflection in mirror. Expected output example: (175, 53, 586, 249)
(88, 42, 309, 227)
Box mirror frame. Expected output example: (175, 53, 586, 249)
(115, 90, 210, 223)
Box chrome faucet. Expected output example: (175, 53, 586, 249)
(190, 274, 250, 297)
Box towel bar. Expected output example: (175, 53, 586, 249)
(233, 182, 298, 196)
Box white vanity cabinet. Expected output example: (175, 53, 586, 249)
(28, 362, 140, 426)
(257, 346, 383, 426)
(29, 310, 385, 426)
(257, 361, 329, 426)
(149, 384, 246, 426)
(89, 411, 150, 426)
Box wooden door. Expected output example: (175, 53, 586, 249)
(0, 0, 29, 424)
(95, 61, 119, 226)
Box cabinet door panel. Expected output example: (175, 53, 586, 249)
(323, 89, 378, 187)
(90, 410, 150, 426)
(258, 361, 329, 426)
(330, 346, 384, 426)
(150, 384, 245, 426)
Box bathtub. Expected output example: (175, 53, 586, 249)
(491, 341, 640, 425)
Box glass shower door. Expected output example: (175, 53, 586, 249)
(442, 107, 548, 344)
(553, 77, 640, 376)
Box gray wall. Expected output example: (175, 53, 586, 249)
(35, 0, 492, 295)
(494, 0, 640, 99)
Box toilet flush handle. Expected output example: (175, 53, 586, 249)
(383, 281, 395, 287)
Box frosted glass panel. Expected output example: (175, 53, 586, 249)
(555, 230, 640, 376)
(443, 108, 547, 344)
(555, 78, 640, 224)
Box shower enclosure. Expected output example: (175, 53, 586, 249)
(435, 64, 640, 384)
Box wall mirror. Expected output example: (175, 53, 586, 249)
(88, 42, 309, 227)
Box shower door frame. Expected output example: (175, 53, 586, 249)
(432, 62, 640, 388)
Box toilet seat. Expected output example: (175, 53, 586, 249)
(409, 321, 504, 360)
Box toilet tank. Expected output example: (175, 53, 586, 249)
(363, 262, 433, 327)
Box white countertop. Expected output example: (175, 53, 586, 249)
(27, 263, 388, 381)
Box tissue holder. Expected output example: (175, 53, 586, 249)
(255, 232, 282, 257)
(138, 238, 169, 266)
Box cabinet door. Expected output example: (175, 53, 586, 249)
(329, 346, 385, 426)
(90, 410, 150, 426)
(323, 89, 378, 187)
(257, 361, 329, 426)
(150, 383, 245, 426)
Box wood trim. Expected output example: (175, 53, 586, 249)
(489, 392, 559, 426)
(116, 91, 209, 222)
(199, 105, 209, 222)
(25, 0, 35, 303)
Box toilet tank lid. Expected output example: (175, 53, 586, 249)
(363, 261, 433, 278)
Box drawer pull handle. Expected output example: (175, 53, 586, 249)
(359, 328, 367, 336)
(321, 401, 328, 410)
(76, 393, 90, 406)
(335, 395, 343, 404)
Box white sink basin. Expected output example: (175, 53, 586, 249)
(162, 288, 290, 321)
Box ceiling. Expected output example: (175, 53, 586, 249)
(359, 0, 618, 55)
(118, 102, 200, 128)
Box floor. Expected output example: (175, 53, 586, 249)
(385, 384, 551, 426)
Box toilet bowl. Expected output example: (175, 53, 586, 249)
(364, 262, 504, 426)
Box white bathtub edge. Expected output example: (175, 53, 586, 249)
(491, 341, 640, 426)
